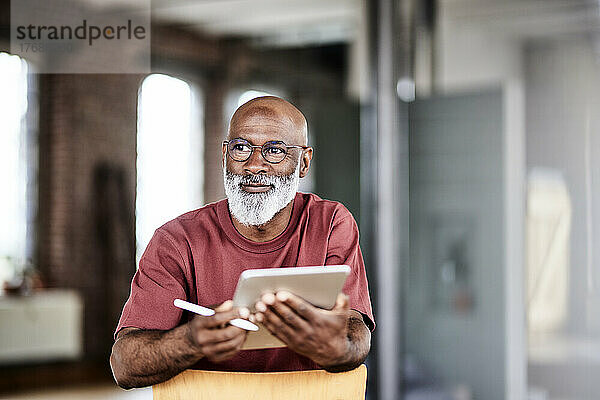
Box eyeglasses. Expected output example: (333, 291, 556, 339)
(223, 138, 309, 164)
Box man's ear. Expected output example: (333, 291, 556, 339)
(221, 142, 227, 169)
(299, 147, 313, 178)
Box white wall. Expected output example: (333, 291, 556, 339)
(414, 0, 523, 96)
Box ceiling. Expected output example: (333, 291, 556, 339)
(81, 0, 600, 47)
(442, 0, 600, 39)
(151, 0, 362, 47)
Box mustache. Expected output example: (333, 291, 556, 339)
(227, 172, 295, 186)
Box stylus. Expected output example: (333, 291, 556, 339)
(173, 299, 259, 331)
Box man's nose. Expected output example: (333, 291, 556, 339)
(243, 147, 269, 174)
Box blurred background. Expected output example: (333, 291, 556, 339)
(1, 0, 599, 399)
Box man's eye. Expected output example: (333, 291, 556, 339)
(265, 147, 284, 154)
(233, 144, 250, 151)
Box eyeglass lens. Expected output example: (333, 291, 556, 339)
(228, 139, 288, 163)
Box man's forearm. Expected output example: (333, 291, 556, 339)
(322, 316, 371, 373)
(110, 324, 202, 389)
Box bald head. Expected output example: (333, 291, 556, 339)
(228, 96, 308, 145)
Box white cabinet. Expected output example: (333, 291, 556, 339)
(0, 289, 83, 364)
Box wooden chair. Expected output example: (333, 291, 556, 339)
(152, 364, 367, 400)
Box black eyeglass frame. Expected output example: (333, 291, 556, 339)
(223, 138, 310, 164)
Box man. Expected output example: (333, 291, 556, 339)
(110, 96, 374, 389)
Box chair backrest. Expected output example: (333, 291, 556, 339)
(152, 364, 367, 400)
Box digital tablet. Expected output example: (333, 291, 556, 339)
(232, 265, 351, 350)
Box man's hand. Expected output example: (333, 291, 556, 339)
(254, 292, 361, 369)
(187, 300, 249, 363)
(111, 300, 251, 389)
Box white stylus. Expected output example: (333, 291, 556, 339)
(173, 299, 259, 331)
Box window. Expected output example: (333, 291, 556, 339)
(0, 52, 32, 285)
(136, 74, 203, 265)
(527, 169, 570, 334)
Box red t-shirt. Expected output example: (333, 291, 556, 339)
(115, 192, 374, 372)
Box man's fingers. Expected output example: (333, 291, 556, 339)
(200, 309, 239, 328)
(204, 333, 246, 362)
(239, 307, 250, 319)
(204, 329, 246, 353)
(197, 324, 245, 346)
(334, 293, 350, 311)
(275, 291, 318, 320)
(215, 300, 250, 319)
(261, 307, 296, 342)
(268, 298, 312, 331)
(260, 315, 292, 345)
(215, 300, 233, 312)
(211, 325, 245, 342)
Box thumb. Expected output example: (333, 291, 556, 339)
(334, 293, 349, 311)
(215, 300, 233, 312)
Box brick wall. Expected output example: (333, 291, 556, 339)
(38, 73, 143, 359)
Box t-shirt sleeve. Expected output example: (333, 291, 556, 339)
(114, 229, 188, 340)
(326, 209, 375, 331)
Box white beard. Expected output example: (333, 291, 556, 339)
(223, 161, 300, 227)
